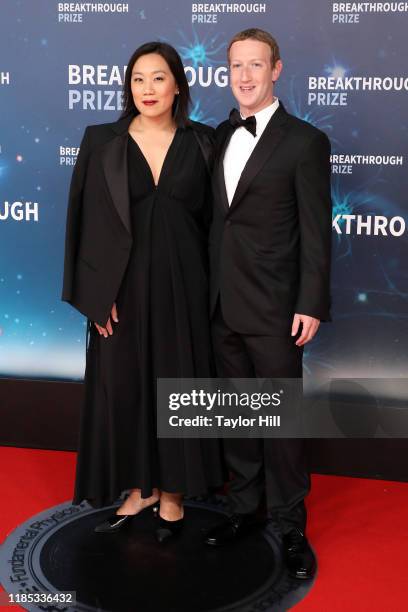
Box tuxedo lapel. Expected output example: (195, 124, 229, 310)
(213, 123, 234, 213)
(229, 105, 289, 211)
(100, 116, 133, 236)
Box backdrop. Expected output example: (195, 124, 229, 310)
(1, 0, 407, 386)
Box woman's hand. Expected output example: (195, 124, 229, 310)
(94, 303, 118, 338)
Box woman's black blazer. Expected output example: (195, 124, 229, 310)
(61, 114, 214, 326)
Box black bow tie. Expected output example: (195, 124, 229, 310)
(229, 108, 257, 137)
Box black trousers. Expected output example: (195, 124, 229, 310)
(211, 302, 310, 533)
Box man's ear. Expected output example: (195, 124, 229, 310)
(272, 59, 283, 84)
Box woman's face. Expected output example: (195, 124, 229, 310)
(130, 53, 179, 120)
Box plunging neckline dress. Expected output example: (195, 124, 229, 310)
(73, 126, 224, 508)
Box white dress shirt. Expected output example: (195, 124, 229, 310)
(223, 98, 280, 206)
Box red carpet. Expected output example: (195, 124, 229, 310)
(0, 446, 407, 610)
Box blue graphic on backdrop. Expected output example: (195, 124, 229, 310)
(176, 28, 226, 68)
(0, 0, 407, 384)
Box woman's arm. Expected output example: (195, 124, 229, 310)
(61, 126, 93, 304)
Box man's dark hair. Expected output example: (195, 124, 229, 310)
(228, 28, 281, 68)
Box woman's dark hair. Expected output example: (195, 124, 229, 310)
(121, 42, 191, 127)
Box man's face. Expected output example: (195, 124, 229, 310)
(229, 39, 282, 117)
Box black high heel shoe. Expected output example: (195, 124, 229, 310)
(95, 502, 159, 533)
(155, 513, 184, 543)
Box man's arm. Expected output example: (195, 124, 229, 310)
(293, 131, 332, 345)
(295, 130, 332, 321)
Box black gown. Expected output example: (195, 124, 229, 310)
(73, 127, 224, 508)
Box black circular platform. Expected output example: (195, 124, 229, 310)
(0, 500, 315, 611)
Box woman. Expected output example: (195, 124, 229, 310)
(62, 42, 224, 541)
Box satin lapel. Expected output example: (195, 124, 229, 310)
(101, 130, 131, 236)
(229, 107, 289, 211)
(213, 124, 234, 213)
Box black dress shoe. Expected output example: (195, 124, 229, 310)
(95, 503, 159, 533)
(282, 527, 316, 580)
(204, 513, 258, 546)
(155, 515, 184, 543)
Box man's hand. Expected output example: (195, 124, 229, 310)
(291, 313, 320, 346)
(94, 303, 119, 338)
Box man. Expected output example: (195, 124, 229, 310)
(205, 29, 332, 580)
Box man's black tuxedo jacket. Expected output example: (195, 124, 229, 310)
(61, 114, 214, 327)
(209, 103, 332, 336)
